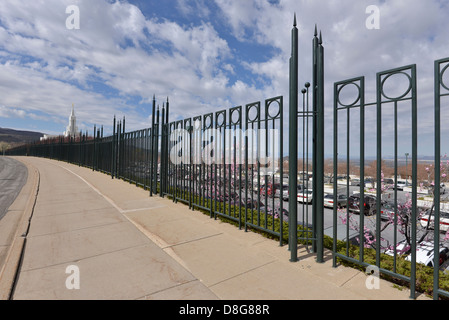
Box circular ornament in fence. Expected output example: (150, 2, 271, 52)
(247, 105, 259, 123)
(441, 63, 449, 92)
(380, 71, 412, 101)
(230, 108, 241, 125)
(267, 100, 281, 119)
(193, 118, 201, 130)
(204, 115, 212, 129)
(216, 112, 225, 127)
(337, 82, 361, 107)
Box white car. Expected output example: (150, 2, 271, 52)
(275, 185, 288, 200)
(297, 189, 313, 204)
(323, 194, 347, 208)
(385, 240, 449, 268)
(394, 180, 411, 191)
(420, 210, 449, 232)
(413, 242, 449, 268)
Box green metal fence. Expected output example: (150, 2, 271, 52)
(333, 58, 449, 300)
(161, 97, 286, 245)
(6, 15, 449, 300)
(434, 57, 449, 300)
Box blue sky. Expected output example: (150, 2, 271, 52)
(1, 0, 449, 157)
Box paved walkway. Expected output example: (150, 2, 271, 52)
(0, 156, 429, 300)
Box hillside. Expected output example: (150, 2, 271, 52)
(0, 127, 44, 148)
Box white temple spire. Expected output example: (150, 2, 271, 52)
(64, 103, 79, 138)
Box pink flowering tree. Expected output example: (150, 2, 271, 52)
(338, 171, 397, 251)
(338, 161, 449, 254)
(422, 155, 449, 242)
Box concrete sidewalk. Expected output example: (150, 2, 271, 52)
(0, 157, 428, 300)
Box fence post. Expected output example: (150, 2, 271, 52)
(155, 105, 160, 195)
(160, 104, 165, 197)
(150, 96, 156, 196)
(93, 124, 96, 171)
(315, 32, 325, 263)
(112, 116, 116, 179)
(288, 14, 298, 262)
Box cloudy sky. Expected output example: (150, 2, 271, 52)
(0, 0, 449, 157)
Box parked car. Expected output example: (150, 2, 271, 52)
(282, 184, 306, 201)
(274, 184, 289, 199)
(428, 183, 447, 195)
(380, 201, 395, 221)
(348, 193, 377, 215)
(323, 194, 347, 208)
(394, 180, 411, 191)
(297, 189, 313, 204)
(383, 178, 395, 189)
(411, 241, 449, 268)
(420, 209, 449, 232)
(385, 240, 449, 269)
(364, 179, 375, 188)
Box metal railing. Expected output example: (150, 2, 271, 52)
(333, 58, 449, 300)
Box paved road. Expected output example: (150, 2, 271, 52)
(0, 157, 28, 221)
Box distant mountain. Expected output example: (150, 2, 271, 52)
(0, 127, 44, 147)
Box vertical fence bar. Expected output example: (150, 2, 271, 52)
(434, 58, 441, 300)
(279, 97, 284, 246)
(359, 78, 365, 264)
(332, 82, 339, 268)
(150, 97, 156, 196)
(376, 72, 382, 269)
(312, 25, 318, 254)
(410, 64, 418, 300)
(205, 114, 214, 218)
(158, 107, 163, 194)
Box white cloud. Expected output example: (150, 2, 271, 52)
(0, 0, 448, 157)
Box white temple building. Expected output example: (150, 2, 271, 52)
(64, 103, 79, 138)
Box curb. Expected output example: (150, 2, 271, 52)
(0, 160, 40, 300)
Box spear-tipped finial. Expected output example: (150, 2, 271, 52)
(293, 13, 297, 27)
(319, 31, 323, 44)
(314, 24, 318, 37)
